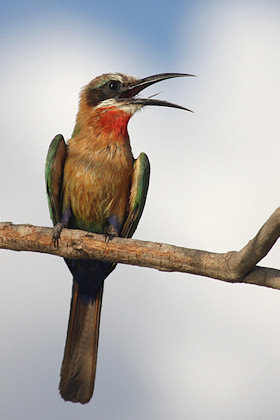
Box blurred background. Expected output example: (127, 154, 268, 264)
(1, 0, 280, 419)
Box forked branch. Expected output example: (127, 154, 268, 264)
(1, 208, 280, 290)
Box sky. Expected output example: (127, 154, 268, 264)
(1, 0, 280, 419)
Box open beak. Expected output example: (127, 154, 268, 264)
(120, 73, 195, 112)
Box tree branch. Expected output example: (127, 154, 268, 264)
(1, 208, 280, 290)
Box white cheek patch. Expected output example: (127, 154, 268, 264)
(118, 103, 143, 115)
(96, 98, 142, 115)
(95, 98, 118, 108)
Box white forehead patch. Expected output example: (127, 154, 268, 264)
(108, 74, 124, 82)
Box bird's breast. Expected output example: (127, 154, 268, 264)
(63, 141, 134, 233)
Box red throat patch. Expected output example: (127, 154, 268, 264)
(95, 107, 131, 137)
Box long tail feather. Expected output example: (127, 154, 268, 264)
(59, 281, 103, 404)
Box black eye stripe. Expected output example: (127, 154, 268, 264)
(86, 88, 108, 107)
(86, 80, 123, 107)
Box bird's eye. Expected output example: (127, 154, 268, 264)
(108, 80, 120, 91)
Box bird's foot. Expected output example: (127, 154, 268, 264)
(53, 209, 72, 247)
(104, 232, 117, 243)
(104, 215, 120, 243)
(53, 223, 64, 247)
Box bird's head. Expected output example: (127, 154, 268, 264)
(76, 72, 194, 137)
(82, 72, 194, 113)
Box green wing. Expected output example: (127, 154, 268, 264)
(45, 134, 67, 226)
(121, 152, 150, 238)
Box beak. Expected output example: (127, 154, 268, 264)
(120, 73, 195, 112)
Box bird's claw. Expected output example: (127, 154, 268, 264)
(104, 232, 117, 243)
(104, 216, 120, 243)
(53, 223, 64, 248)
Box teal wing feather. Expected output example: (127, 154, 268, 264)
(45, 134, 67, 226)
(121, 152, 150, 238)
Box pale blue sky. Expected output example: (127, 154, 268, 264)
(1, 1, 280, 419)
(1, 0, 194, 53)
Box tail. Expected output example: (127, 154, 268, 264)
(59, 280, 103, 404)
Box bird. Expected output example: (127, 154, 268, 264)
(45, 72, 193, 404)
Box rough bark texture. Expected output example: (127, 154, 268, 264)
(1, 207, 280, 290)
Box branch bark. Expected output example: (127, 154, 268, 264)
(1, 208, 280, 290)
